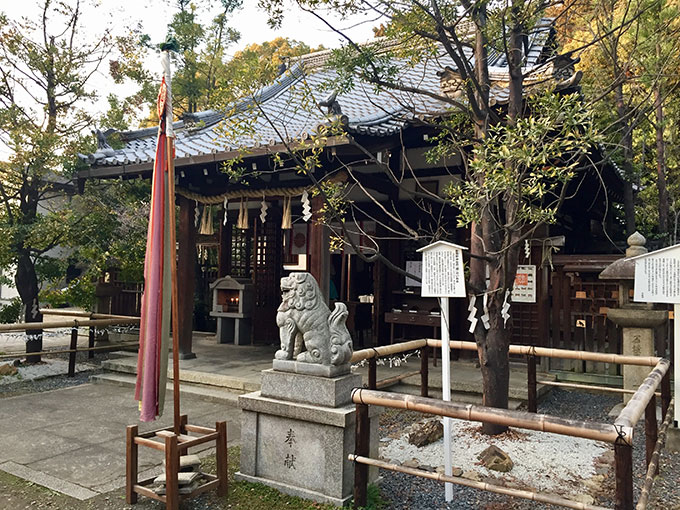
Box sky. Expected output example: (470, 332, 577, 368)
(0, 0, 381, 158)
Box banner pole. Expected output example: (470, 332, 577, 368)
(162, 50, 181, 435)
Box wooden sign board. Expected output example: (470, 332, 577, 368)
(632, 244, 680, 304)
(511, 265, 536, 303)
(416, 241, 467, 298)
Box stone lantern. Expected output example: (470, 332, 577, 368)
(599, 232, 668, 401)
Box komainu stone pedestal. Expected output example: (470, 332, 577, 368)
(236, 365, 379, 506)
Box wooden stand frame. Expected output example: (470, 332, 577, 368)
(126, 414, 228, 510)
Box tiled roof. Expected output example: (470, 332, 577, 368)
(81, 18, 556, 169)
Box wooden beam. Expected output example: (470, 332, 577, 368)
(177, 194, 197, 359)
(309, 195, 330, 304)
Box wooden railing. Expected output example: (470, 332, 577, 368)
(0, 311, 140, 377)
(350, 339, 672, 510)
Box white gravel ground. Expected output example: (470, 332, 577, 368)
(380, 416, 610, 495)
(0, 358, 97, 385)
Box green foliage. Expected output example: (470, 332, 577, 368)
(0, 297, 22, 324)
(447, 92, 602, 228)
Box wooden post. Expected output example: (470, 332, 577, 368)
(125, 425, 138, 504)
(68, 327, 78, 377)
(421, 345, 429, 398)
(527, 354, 537, 413)
(180, 414, 188, 435)
(614, 442, 633, 510)
(216, 421, 228, 497)
(661, 371, 671, 420)
(177, 194, 197, 359)
(309, 196, 330, 304)
(368, 358, 377, 390)
(644, 395, 658, 474)
(353, 402, 369, 510)
(164, 433, 180, 510)
(88, 326, 95, 359)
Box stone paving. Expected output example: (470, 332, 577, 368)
(0, 383, 241, 500)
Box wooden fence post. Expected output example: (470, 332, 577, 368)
(614, 442, 633, 510)
(68, 327, 78, 377)
(368, 358, 377, 390)
(164, 432, 179, 510)
(353, 402, 369, 510)
(420, 345, 429, 398)
(88, 326, 95, 359)
(645, 395, 658, 474)
(661, 371, 671, 420)
(216, 421, 228, 497)
(125, 425, 138, 504)
(527, 354, 537, 413)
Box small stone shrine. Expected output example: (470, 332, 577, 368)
(236, 272, 379, 506)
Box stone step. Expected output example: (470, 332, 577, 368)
(101, 359, 261, 394)
(90, 373, 241, 406)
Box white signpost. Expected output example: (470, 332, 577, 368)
(632, 243, 680, 427)
(417, 241, 467, 502)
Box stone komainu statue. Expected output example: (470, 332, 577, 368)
(275, 272, 353, 366)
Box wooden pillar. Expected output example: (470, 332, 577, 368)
(125, 425, 138, 504)
(527, 354, 537, 413)
(218, 208, 231, 278)
(68, 327, 78, 378)
(216, 421, 228, 497)
(353, 402, 369, 509)
(420, 345, 429, 397)
(164, 433, 180, 510)
(614, 442, 633, 510)
(177, 195, 197, 359)
(368, 358, 377, 390)
(309, 196, 330, 304)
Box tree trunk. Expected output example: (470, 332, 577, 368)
(15, 250, 43, 363)
(614, 82, 637, 235)
(654, 80, 669, 239)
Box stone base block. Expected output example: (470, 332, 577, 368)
(273, 359, 351, 378)
(621, 327, 654, 403)
(237, 390, 380, 506)
(261, 369, 361, 407)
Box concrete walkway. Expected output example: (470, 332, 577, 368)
(0, 383, 240, 500)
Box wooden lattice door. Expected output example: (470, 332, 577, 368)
(251, 216, 282, 344)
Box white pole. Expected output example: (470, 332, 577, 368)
(675, 303, 679, 428)
(440, 296, 453, 501)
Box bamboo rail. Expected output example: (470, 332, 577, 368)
(348, 455, 610, 510)
(0, 317, 139, 332)
(0, 341, 139, 360)
(375, 370, 421, 390)
(615, 360, 670, 429)
(39, 309, 138, 320)
(352, 339, 661, 368)
(351, 339, 427, 362)
(351, 388, 632, 444)
(425, 339, 662, 367)
(636, 400, 675, 510)
(536, 379, 661, 397)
